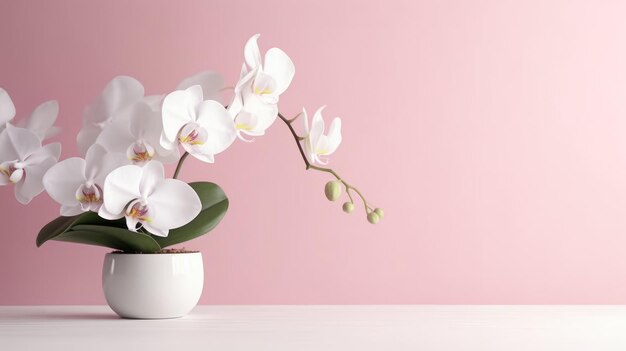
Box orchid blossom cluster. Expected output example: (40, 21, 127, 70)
(0, 34, 381, 252)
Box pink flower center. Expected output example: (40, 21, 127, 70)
(75, 183, 103, 211)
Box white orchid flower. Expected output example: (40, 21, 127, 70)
(228, 34, 295, 139)
(43, 144, 128, 216)
(301, 106, 342, 165)
(161, 85, 236, 163)
(77, 76, 145, 156)
(143, 71, 225, 112)
(98, 161, 201, 237)
(0, 88, 16, 127)
(96, 101, 179, 165)
(0, 124, 61, 204)
(0, 88, 60, 141)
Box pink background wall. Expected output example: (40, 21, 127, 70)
(2, 0, 626, 304)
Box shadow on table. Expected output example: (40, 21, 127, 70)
(17, 311, 120, 320)
(37, 312, 122, 320)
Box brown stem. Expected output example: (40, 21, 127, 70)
(278, 112, 311, 170)
(173, 152, 189, 179)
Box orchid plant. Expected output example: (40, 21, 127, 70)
(0, 35, 383, 253)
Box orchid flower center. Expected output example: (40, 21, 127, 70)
(252, 73, 276, 97)
(235, 121, 254, 131)
(178, 123, 207, 146)
(125, 199, 151, 223)
(126, 140, 155, 165)
(254, 85, 273, 96)
(0, 160, 25, 184)
(75, 182, 103, 211)
(233, 111, 257, 134)
(316, 148, 329, 155)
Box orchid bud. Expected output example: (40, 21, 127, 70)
(367, 212, 380, 224)
(374, 208, 384, 220)
(324, 180, 341, 201)
(342, 202, 354, 213)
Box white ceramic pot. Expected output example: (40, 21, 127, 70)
(102, 252, 204, 319)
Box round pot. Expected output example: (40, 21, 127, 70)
(102, 252, 204, 319)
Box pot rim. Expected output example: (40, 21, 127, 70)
(105, 251, 202, 256)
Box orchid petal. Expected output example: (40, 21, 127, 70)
(264, 48, 295, 96)
(142, 95, 164, 111)
(129, 102, 157, 139)
(146, 178, 202, 233)
(15, 155, 57, 205)
(236, 131, 255, 142)
(160, 132, 178, 151)
(234, 66, 258, 95)
(83, 76, 145, 125)
(0, 88, 16, 125)
(239, 63, 248, 80)
(0, 129, 17, 162)
(84, 143, 129, 185)
(43, 157, 87, 206)
(238, 91, 278, 134)
(252, 72, 277, 97)
(244, 34, 262, 69)
(154, 147, 180, 163)
(304, 134, 316, 164)
(234, 110, 258, 134)
(94, 152, 130, 186)
(96, 129, 134, 160)
(228, 91, 244, 118)
(132, 103, 179, 163)
(161, 86, 202, 144)
(186, 85, 204, 108)
(177, 71, 224, 102)
(325, 117, 342, 155)
(139, 160, 164, 197)
(61, 204, 84, 216)
(101, 164, 143, 216)
(2, 124, 42, 161)
(98, 205, 122, 220)
(310, 105, 325, 148)
(195, 100, 237, 155)
(125, 215, 139, 232)
(184, 145, 214, 163)
(84, 144, 108, 181)
(142, 222, 168, 237)
(23, 100, 60, 140)
(76, 125, 104, 156)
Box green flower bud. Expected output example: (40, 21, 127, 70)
(324, 180, 341, 201)
(374, 208, 384, 220)
(342, 202, 354, 213)
(367, 212, 380, 224)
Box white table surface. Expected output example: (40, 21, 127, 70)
(1, 305, 626, 350)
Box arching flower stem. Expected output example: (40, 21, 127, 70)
(173, 152, 190, 179)
(277, 112, 372, 213)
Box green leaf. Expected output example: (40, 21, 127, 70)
(57, 225, 161, 253)
(152, 181, 229, 248)
(36, 214, 81, 247)
(36, 211, 126, 247)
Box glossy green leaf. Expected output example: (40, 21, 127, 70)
(56, 225, 161, 253)
(152, 182, 229, 248)
(36, 211, 126, 247)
